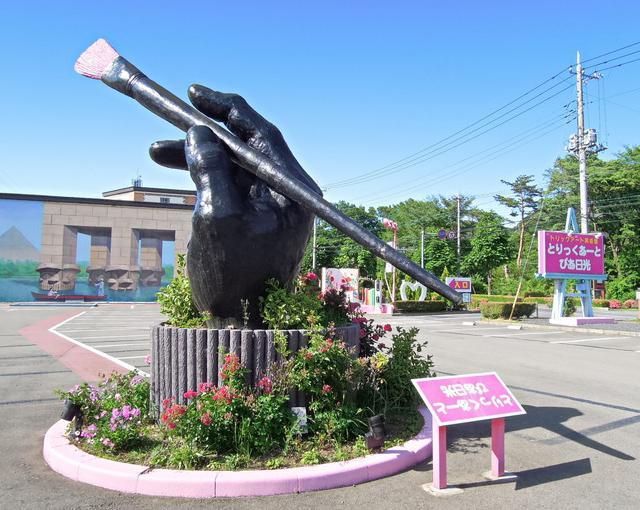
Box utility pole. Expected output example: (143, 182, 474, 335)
(420, 227, 425, 268)
(312, 217, 317, 270)
(576, 52, 589, 234)
(456, 194, 461, 277)
(570, 52, 605, 233)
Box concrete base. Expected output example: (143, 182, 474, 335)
(482, 471, 518, 482)
(422, 483, 463, 496)
(550, 317, 616, 326)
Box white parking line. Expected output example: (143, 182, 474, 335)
(56, 327, 150, 333)
(550, 336, 621, 344)
(91, 342, 150, 349)
(434, 326, 515, 333)
(483, 331, 564, 338)
(70, 334, 150, 340)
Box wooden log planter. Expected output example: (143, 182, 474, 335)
(150, 324, 360, 414)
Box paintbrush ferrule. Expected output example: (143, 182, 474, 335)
(101, 56, 145, 97)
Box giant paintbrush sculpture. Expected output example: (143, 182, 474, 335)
(75, 39, 461, 326)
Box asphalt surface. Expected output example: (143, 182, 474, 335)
(1, 304, 638, 509)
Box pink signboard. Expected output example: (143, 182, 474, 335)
(538, 230, 605, 277)
(412, 372, 525, 426)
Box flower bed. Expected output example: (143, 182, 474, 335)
(55, 271, 435, 476)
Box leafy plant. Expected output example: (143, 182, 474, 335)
(479, 302, 535, 319)
(156, 254, 208, 328)
(379, 327, 434, 411)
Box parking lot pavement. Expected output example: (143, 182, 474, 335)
(3, 306, 639, 509)
(376, 312, 640, 352)
(49, 303, 164, 374)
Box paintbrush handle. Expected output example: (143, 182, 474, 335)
(101, 56, 462, 304)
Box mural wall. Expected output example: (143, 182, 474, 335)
(0, 198, 182, 302)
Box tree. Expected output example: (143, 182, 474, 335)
(495, 175, 542, 268)
(462, 212, 511, 294)
(545, 147, 640, 299)
(300, 201, 382, 277)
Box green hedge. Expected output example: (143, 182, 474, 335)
(393, 300, 448, 313)
(523, 297, 551, 304)
(479, 302, 536, 320)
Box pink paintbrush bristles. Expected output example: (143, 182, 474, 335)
(74, 38, 120, 79)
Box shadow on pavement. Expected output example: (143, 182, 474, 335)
(443, 404, 634, 460)
(514, 458, 592, 490)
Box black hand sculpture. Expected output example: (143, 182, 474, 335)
(150, 86, 321, 328)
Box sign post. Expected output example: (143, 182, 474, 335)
(412, 372, 526, 494)
(537, 208, 610, 325)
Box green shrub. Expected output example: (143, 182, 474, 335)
(379, 327, 434, 411)
(606, 274, 639, 301)
(392, 300, 447, 313)
(524, 291, 547, 297)
(479, 302, 535, 319)
(592, 299, 610, 308)
(260, 273, 349, 330)
(564, 297, 577, 317)
(156, 254, 208, 328)
(523, 297, 548, 304)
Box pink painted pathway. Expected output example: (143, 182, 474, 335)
(19, 311, 128, 381)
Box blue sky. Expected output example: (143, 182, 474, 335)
(1, 0, 639, 224)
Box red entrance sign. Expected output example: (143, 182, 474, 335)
(445, 277, 472, 293)
(412, 372, 525, 426)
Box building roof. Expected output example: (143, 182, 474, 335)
(102, 186, 196, 197)
(0, 192, 193, 210)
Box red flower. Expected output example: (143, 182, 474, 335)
(257, 376, 273, 394)
(383, 324, 392, 332)
(359, 328, 366, 338)
(304, 351, 313, 360)
(200, 413, 212, 426)
(372, 334, 379, 340)
(167, 422, 176, 430)
(183, 390, 198, 400)
(305, 272, 318, 281)
(322, 384, 332, 394)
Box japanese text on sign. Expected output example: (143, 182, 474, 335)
(538, 231, 605, 277)
(412, 372, 525, 426)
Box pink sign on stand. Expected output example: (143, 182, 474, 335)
(537, 231, 605, 278)
(412, 373, 525, 493)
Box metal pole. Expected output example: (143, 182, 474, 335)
(421, 227, 425, 269)
(312, 217, 317, 270)
(391, 229, 397, 303)
(576, 51, 589, 234)
(456, 194, 461, 276)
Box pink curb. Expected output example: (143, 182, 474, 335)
(43, 407, 432, 498)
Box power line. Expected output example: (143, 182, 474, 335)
(323, 71, 574, 189)
(581, 41, 640, 64)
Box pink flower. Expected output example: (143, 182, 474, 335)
(101, 438, 115, 448)
(144, 354, 152, 365)
(305, 272, 318, 281)
(322, 384, 332, 394)
(224, 412, 233, 421)
(304, 351, 313, 360)
(257, 376, 273, 394)
(183, 390, 198, 400)
(359, 328, 366, 338)
(200, 413, 212, 426)
(199, 382, 215, 393)
(383, 324, 392, 332)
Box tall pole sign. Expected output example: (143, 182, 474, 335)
(537, 208, 608, 322)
